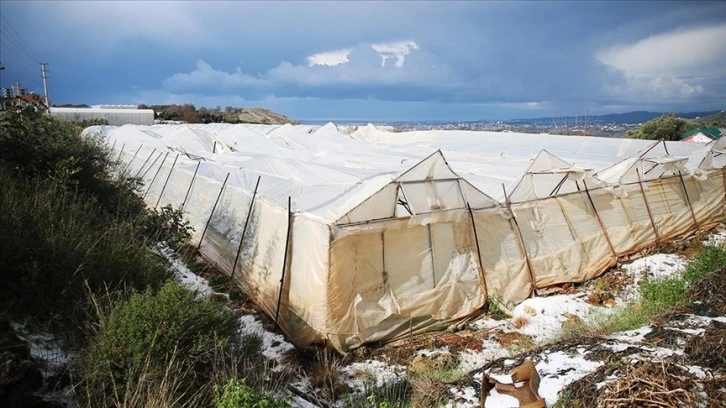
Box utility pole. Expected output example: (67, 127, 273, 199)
(40, 62, 50, 108)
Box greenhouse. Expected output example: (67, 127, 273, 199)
(84, 123, 726, 352)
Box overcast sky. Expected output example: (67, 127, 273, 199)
(1, 1, 725, 121)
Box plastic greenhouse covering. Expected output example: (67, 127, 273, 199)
(82, 123, 726, 352)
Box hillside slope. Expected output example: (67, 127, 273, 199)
(236, 107, 300, 125)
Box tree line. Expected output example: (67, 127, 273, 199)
(628, 111, 725, 141)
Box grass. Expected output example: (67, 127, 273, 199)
(0, 167, 171, 327)
(344, 379, 411, 408)
(486, 296, 510, 320)
(560, 244, 726, 340)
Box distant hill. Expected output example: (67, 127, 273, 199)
(507, 110, 722, 125)
(695, 111, 726, 127)
(237, 107, 300, 125)
(139, 104, 299, 125)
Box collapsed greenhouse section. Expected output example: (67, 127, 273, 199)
(84, 123, 726, 352)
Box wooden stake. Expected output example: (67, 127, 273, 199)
(467, 202, 488, 297)
(140, 151, 163, 179)
(502, 184, 537, 297)
(426, 224, 436, 288)
(583, 180, 617, 258)
(636, 168, 661, 245)
(143, 152, 169, 199)
(122, 145, 143, 175)
(181, 161, 201, 211)
(231, 176, 261, 280)
(134, 148, 157, 179)
(677, 170, 699, 232)
(115, 143, 126, 163)
(155, 153, 179, 209)
(196, 172, 230, 252)
(275, 196, 293, 324)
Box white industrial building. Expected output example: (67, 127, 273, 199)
(50, 106, 154, 125)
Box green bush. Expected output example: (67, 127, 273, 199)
(214, 378, 289, 408)
(78, 281, 238, 401)
(682, 244, 726, 284)
(143, 204, 194, 249)
(0, 168, 170, 322)
(640, 276, 688, 310)
(626, 112, 698, 141)
(487, 297, 509, 320)
(0, 107, 146, 220)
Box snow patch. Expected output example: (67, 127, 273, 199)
(511, 294, 595, 342)
(620, 253, 686, 301)
(535, 351, 604, 406)
(340, 360, 407, 393)
(159, 245, 213, 295)
(238, 314, 294, 366)
(10, 322, 72, 379)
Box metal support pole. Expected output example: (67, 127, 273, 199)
(636, 168, 661, 245)
(181, 161, 201, 211)
(196, 172, 230, 252)
(155, 154, 179, 209)
(502, 184, 537, 297)
(231, 176, 262, 280)
(275, 196, 293, 324)
(583, 180, 617, 258)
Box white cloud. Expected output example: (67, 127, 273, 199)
(161, 41, 449, 97)
(307, 48, 353, 66)
(371, 40, 419, 67)
(499, 101, 548, 110)
(595, 24, 726, 77)
(595, 24, 726, 100)
(162, 60, 264, 91)
(307, 40, 420, 68)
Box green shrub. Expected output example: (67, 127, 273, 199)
(95, 281, 237, 370)
(682, 244, 726, 284)
(213, 378, 289, 408)
(0, 107, 146, 220)
(78, 281, 238, 402)
(0, 168, 170, 322)
(143, 205, 194, 249)
(640, 276, 688, 310)
(486, 297, 509, 320)
(585, 244, 726, 335)
(238, 333, 264, 359)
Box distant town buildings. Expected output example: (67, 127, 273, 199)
(0, 82, 45, 110)
(680, 128, 723, 143)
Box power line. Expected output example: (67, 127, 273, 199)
(0, 14, 43, 62)
(0, 26, 40, 66)
(0, 37, 38, 69)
